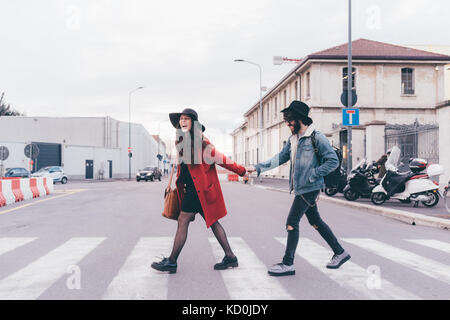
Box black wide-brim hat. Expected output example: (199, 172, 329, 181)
(169, 108, 205, 132)
(280, 100, 313, 123)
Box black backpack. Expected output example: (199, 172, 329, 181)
(310, 131, 343, 186)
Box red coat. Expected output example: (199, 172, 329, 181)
(175, 137, 246, 228)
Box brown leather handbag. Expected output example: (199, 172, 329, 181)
(162, 165, 180, 220)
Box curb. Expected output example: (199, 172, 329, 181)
(244, 183, 450, 231)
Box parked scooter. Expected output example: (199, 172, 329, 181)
(371, 146, 444, 207)
(343, 160, 380, 201)
(324, 166, 348, 196)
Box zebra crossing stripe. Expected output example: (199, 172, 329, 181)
(0, 237, 105, 300)
(0, 238, 37, 257)
(405, 239, 450, 254)
(275, 237, 420, 300)
(208, 237, 293, 300)
(342, 238, 450, 285)
(103, 237, 173, 300)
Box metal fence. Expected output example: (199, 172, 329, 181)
(385, 121, 439, 168)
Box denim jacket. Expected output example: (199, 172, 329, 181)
(254, 124, 339, 195)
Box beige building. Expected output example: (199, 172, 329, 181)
(231, 39, 450, 186)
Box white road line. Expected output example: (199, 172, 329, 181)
(208, 237, 293, 300)
(0, 238, 37, 257)
(275, 237, 420, 300)
(103, 237, 173, 300)
(342, 238, 450, 285)
(405, 239, 450, 254)
(0, 237, 105, 300)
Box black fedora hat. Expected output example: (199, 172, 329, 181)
(280, 101, 313, 124)
(169, 108, 205, 132)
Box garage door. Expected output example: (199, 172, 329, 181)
(33, 142, 62, 172)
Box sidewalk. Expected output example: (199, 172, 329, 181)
(244, 177, 450, 230)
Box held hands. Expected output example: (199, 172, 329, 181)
(245, 166, 257, 175)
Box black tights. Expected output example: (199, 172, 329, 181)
(169, 211, 235, 263)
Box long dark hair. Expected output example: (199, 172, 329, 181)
(174, 117, 208, 164)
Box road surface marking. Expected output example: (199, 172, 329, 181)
(0, 237, 105, 300)
(0, 238, 37, 257)
(275, 237, 420, 300)
(103, 237, 173, 300)
(208, 237, 293, 300)
(342, 238, 450, 285)
(405, 239, 450, 254)
(0, 190, 86, 215)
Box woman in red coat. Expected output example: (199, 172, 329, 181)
(151, 108, 247, 274)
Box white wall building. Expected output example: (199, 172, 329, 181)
(0, 116, 162, 179)
(232, 39, 450, 186)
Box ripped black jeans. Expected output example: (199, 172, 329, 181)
(283, 190, 344, 266)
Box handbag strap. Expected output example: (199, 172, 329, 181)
(166, 165, 176, 190)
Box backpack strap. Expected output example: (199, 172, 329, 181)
(310, 130, 320, 162)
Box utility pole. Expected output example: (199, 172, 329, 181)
(347, 0, 353, 174)
(128, 86, 144, 180)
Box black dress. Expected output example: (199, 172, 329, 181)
(179, 162, 204, 216)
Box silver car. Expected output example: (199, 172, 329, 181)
(32, 166, 68, 184)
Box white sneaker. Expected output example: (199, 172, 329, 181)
(268, 263, 295, 277)
(326, 251, 351, 269)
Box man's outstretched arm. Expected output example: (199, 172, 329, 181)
(247, 139, 291, 176)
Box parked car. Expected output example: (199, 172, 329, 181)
(136, 167, 162, 182)
(5, 167, 30, 178)
(32, 166, 68, 184)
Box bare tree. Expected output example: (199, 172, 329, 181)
(0, 92, 24, 116)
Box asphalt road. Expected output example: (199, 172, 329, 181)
(0, 178, 449, 300)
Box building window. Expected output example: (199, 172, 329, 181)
(306, 72, 311, 98)
(283, 90, 287, 108)
(401, 68, 415, 95)
(266, 103, 270, 122)
(343, 67, 356, 91)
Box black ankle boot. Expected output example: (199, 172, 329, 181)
(151, 257, 177, 273)
(214, 255, 238, 270)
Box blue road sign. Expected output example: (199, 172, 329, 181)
(342, 108, 360, 126)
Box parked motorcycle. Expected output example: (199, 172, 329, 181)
(343, 160, 380, 201)
(370, 146, 444, 207)
(324, 166, 348, 196)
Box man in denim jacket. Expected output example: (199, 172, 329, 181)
(247, 101, 351, 276)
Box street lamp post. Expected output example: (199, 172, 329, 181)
(234, 59, 263, 181)
(154, 119, 171, 172)
(128, 86, 144, 180)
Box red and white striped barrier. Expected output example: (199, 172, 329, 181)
(0, 177, 54, 208)
(1, 180, 16, 205)
(20, 178, 34, 201)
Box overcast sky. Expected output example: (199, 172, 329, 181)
(1, 0, 449, 155)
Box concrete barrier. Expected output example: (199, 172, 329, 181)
(30, 178, 40, 198)
(0, 180, 16, 205)
(45, 177, 55, 193)
(0, 177, 54, 209)
(36, 177, 48, 197)
(11, 179, 24, 202)
(20, 178, 34, 201)
(0, 182, 6, 207)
